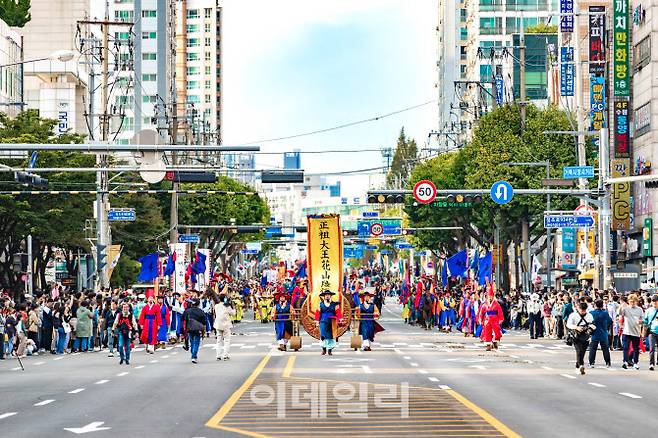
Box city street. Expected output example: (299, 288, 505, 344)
(2, 302, 655, 438)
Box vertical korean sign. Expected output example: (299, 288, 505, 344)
(588, 6, 606, 76)
(560, 47, 575, 97)
(307, 214, 343, 312)
(613, 0, 630, 96)
(560, 0, 574, 32)
(611, 159, 631, 230)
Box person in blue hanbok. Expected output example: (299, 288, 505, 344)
(358, 290, 382, 351)
(156, 295, 170, 347)
(271, 291, 293, 351)
(314, 290, 344, 356)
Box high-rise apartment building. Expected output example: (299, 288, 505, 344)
(0, 18, 22, 118)
(175, 0, 222, 145)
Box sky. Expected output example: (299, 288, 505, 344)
(221, 0, 439, 198)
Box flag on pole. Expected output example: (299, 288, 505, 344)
(137, 253, 159, 282)
(531, 256, 542, 285)
(447, 250, 469, 278)
(163, 252, 176, 277)
(477, 252, 492, 286)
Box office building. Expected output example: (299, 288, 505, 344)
(0, 18, 22, 118)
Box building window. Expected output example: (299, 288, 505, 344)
(187, 9, 199, 19)
(460, 9, 467, 23)
(205, 52, 211, 61)
(143, 117, 152, 125)
(187, 81, 200, 90)
(205, 23, 212, 33)
(479, 0, 504, 11)
(187, 52, 199, 61)
(142, 32, 156, 39)
(205, 8, 213, 18)
(205, 94, 211, 103)
(141, 10, 156, 18)
(186, 24, 199, 33)
(143, 95, 157, 103)
(205, 80, 211, 90)
(635, 36, 651, 71)
(115, 10, 133, 21)
(460, 28, 468, 41)
(460, 65, 466, 78)
(205, 37, 211, 47)
(115, 32, 130, 40)
(142, 74, 156, 81)
(480, 17, 502, 35)
(187, 66, 200, 75)
(187, 95, 200, 104)
(142, 53, 156, 61)
(205, 66, 211, 75)
(187, 38, 199, 47)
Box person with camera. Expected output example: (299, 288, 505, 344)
(566, 301, 596, 375)
(214, 294, 236, 361)
(112, 302, 137, 365)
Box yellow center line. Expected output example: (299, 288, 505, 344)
(205, 352, 272, 429)
(282, 355, 296, 378)
(445, 389, 521, 438)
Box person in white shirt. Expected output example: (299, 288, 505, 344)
(621, 294, 644, 369)
(566, 301, 596, 375)
(214, 296, 236, 361)
(526, 293, 543, 339)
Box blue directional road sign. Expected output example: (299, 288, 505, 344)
(490, 181, 514, 205)
(241, 249, 259, 255)
(179, 234, 200, 243)
(543, 215, 595, 228)
(108, 209, 136, 221)
(395, 242, 414, 250)
(563, 166, 595, 179)
(362, 211, 379, 218)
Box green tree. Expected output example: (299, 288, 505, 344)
(386, 128, 418, 188)
(178, 176, 270, 271)
(0, 0, 31, 27)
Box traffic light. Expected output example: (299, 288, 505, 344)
(14, 171, 49, 188)
(432, 194, 482, 208)
(166, 171, 217, 183)
(367, 193, 405, 204)
(342, 229, 358, 236)
(261, 170, 304, 183)
(401, 229, 416, 236)
(96, 244, 108, 271)
(645, 180, 658, 189)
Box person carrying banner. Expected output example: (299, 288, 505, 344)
(314, 290, 344, 355)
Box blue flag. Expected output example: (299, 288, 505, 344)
(191, 251, 207, 274)
(137, 253, 159, 282)
(163, 253, 175, 277)
(447, 250, 468, 279)
(441, 259, 448, 286)
(478, 252, 493, 286)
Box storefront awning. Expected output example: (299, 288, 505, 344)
(579, 269, 596, 281)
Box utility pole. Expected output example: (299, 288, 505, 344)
(27, 234, 32, 295)
(598, 128, 611, 289)
(519, 13, 526, 132)
(545, 163, 552, 291)
(79, 13, 133, 290)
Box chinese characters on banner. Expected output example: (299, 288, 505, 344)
(588, 6, 606, 76)
(613, 0, 630, 96)
(307, 214, 343, 312)
(611, 159, 631, 230)
(560, 0, 574, 32)
(560, 47, 575, 96)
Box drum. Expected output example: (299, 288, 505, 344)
(300, 293, 352, 340)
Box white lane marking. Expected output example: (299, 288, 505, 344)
(508, 355, 520, 359)
(34, 361, 45, 366)
(560, 374, 577, 379)
(171, 352, 178, 356)
(11, 367, 21, 371)
(336, 368, 347, 374)
(134, 365, 145, 369)
(0, 412, 17, 420)
(544, 350, 557, 354)
(53, 357, 64, 361)
(392, 342, 408, 346)
(418, 369, 428, 374)
(72, 352, 80, 356)
(409, 363, 419, 367)
(428, 377, 440, 382)
(149, 360, 158, 364)
(95, 380, 110, 385)
(68, 388, 85, 394)
(469, 365, 487, 370)
(524, 360, 534, 364)
(162, 355, 170, 359)
(34, 399, 55, 406)
(393, 348, 403, 355)
(133, 348, 145, 352)
(438, 385, 451, 390)
(240, 345, 256, 349)
(619, 392, 642, 399)
(116, 372, 129, 377)
(403, 356, 412, 360)
(541, 366, 554, 371)
(588, 383, 606, 388)
(362, 365, 373, 374)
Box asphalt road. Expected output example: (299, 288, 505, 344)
(2, 302, 657, 437)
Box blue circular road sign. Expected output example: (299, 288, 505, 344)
(490, 181, 514, 205)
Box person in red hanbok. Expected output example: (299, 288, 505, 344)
(480, 284, 503, 351)
(139, 294, 162, 354)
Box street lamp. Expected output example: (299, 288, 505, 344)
(504, 161, 552, 291)
(0, 49, 76, 69)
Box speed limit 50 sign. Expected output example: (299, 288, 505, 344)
(413, 180, 437, 204)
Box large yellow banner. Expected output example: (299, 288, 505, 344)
(307, 214, 343, 312)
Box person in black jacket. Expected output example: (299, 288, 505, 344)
(40, 299, 54, 353)
(183, 298, 206, 363)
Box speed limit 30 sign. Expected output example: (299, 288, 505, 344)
(413, 180, 437, 204)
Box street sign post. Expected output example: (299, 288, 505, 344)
(108, 208, 136, 221)
(362, 211, 379, 218)
(240, 249, 259, 255)
(563, 166, 595, 179)
(179, 234, 200, 243)
(490, 181, 514, 204)
(543, 215, 595, 228)
(413, 180, 437, 204)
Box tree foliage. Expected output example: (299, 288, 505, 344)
(386, 128, 418, 188)
(0, 0, 31, 27)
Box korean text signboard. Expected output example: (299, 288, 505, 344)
(560, 47, 575, 97)
(588, 6, 606, 76)
(560, 0, 574, 32)
(614, 100, 630, 158)
(611, 158, 631, 230)
(613, 0, 630, 96)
